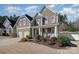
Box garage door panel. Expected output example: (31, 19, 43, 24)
(18, 32, 23, 38)
(24, 31, 30, 38)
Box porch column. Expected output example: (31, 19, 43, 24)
(32, 28, 34, 38)
(39, 28, 41, 35)
(46, 29, 48, 37)
(54, 25, 59, 38)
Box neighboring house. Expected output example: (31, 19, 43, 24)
(31, 6, 59, 38)
(3, 18, 17, 35)
(0, 23, 5, 35)
(15, 14, 32, 38)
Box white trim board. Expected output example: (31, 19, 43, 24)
(17, 27, 31, 30)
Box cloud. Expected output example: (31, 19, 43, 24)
(63, 8, 75, 14)
(60, 8, 76, 14)
(59, 7, 79, 21)
(5, 6, 22, 14)
(25, 6, 38, 12)
(72, 4, 79, 7)
(24, 6, 39, 16)
(48, 4, 55, 8)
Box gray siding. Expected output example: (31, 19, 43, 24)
(32, 7, 58, 27)
(17, 16, 31, 28)
(40, 7, 58, 24)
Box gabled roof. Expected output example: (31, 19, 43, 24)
(25, 14, 33, 21)
(33, 6, 58, 19)
(13, 14, 33, 27)
(40, 6, 58, 14)
(8, 18, 16, 27)
(0, 23, 5, 28)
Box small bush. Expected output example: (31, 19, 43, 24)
(35, 35, 42, 42)
(10, 33, 17, 37)
(20, 38, 27, 42)
(26, 35, 32, 39)
(51, 37, 57, 41)
(59, 36, 71, 45)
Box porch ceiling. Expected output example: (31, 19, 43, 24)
(32, 23, 59, 28)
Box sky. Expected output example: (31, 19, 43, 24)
(0, 4, 79, 22)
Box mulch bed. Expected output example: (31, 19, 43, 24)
(31, 39, 77, 49)
(19, 37, 77, 49)
(31, 40, 63, 49)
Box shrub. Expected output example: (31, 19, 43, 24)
(59, 36, 71, 45)
(47, 37, 57, 45)
(20, 38, 27, 42)
(26, 35, 32, 39)
(35, 35, 43, 42)
(51, 37, 57, 41)
(10, 33, 17, 37)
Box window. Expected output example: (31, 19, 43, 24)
(23, 18, 26, 26)
(23, 20, 26, 26)
(19, 19, 22, 27)
(19, 22, 21, 27)
(51, 16, 55, 23)
(42, 17, 47, 25)
(45, 19, 48, 24)
(36, 19, 41, 25)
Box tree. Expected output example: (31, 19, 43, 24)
(67, 21, 76, 32)
(9, 14, 19, 21)
(0, 16, 8, 23)
(58, 14, 68, 24)
(58, 14, 68, 31)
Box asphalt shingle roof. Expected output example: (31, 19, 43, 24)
(25, 14, 33, 21)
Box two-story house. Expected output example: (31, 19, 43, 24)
(31, 6, 59, 38)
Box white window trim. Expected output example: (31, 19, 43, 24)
(36, 18, 41, 25)
(23, 20, 26, 26)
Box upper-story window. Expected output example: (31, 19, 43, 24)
(36, 18, 41, 25)
(51, 16, 55, 23)
(23, 18, 26, 26)
(19, 21, 21, 27)
(42, 17, 48, 25)
(45, 18, 48, 25)
(19, 18, 23, 27)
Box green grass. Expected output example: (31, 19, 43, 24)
(61, 31, 79, 34)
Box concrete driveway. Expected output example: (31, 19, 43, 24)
(0, 37, 20, 46)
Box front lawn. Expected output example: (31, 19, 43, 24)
(60, 31, 79, 34)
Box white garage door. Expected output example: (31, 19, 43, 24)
(24, 31, 30, 38)
(18, 32, 23, 38)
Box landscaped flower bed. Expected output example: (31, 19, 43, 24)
(49, 36, 77, 48)
(34, 35, 77, 48)
(19, 34, 77, 49)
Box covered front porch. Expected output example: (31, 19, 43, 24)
(31, 24, 59, 38)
